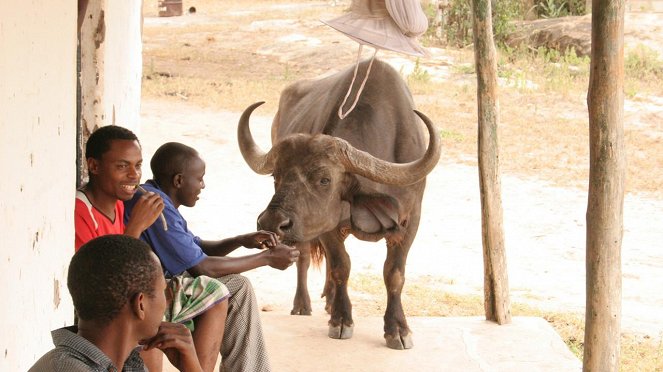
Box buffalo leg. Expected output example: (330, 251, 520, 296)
(382, 214, 420, 350)
(383, 242, 412, 349)
(291, 241, 312, 315)
(322, 247, 335, 314)
(320, 232, 353, 339)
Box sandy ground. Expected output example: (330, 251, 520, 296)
(139, 97, 663, 340)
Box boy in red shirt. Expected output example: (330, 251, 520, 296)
(75, 125, 164, 250)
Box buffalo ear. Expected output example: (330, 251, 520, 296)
(350, 194, 400, 234)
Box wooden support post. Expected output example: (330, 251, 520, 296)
(471, 0, 511, 324)
(78, 0, 106, 185)
(583, 0, 625, 370)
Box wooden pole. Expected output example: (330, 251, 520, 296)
(78, 0, 106, 185)
(583, 0, 625, 370)
(471, 0, 511, 324)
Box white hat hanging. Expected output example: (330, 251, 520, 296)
(323, 0, 430, 118)
(323, 0, 429, 57)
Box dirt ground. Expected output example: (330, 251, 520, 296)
(140, 1, 663, 341)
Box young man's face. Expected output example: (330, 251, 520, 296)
(176, 155, 206, 208)
(89, 139, 143, 201)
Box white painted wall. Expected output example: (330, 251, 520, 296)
(104, 1, 144, 134)
(0, 1, 77, 370)
(79, 0, 143, 137)
(0, 1, 144, 370)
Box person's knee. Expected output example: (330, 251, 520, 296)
(210, 298, 229, 315)
(194, 298, 228, 331)
(226, 274, 255, 296)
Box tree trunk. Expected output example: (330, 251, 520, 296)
(583, 0, 625, 371)
(471, 0, 511, 324)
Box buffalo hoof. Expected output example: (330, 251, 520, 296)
(385, 332, 414, 350)
(290, 307, 312, 316)
(328, 323, 353, 339)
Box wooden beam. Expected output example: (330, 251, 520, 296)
(471, 0, 511, 324)
(584, 0, 625, 370)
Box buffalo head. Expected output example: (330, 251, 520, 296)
(237, 101, 441, 245)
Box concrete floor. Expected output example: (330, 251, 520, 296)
(261, 314, 581, 372)
(166, 314, 581, 371)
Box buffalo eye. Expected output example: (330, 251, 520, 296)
(320, 177, 330, 186)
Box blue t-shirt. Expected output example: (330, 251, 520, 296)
(124, 180, 207, 277)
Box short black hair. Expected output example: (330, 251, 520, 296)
(150, 142, 200, 185)
(85, 125, 139, 160)
(68, 235, 160, 325)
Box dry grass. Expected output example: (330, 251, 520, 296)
(349, 272, 663, 372)
(406, 46, 663, 196)
(144, 0, 319, 18)
(142, 1, 343, 113)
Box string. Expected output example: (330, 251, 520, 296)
(338, 45, 379, 120)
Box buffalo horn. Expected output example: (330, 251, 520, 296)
(237, 101, 274, 175)
(334, 110, 441, 186)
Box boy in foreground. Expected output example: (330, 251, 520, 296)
(30, 234, 203, 372)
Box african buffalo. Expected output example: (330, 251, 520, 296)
(237, 59, 441, 349)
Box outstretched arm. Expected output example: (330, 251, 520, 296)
(188, 243, 299, 278)
(198, 230, 279, 256)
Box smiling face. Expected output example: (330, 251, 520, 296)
(88, 139, 144, 202)
(174, 155, 206, 208)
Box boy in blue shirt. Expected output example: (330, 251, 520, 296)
(125, 142, 299, 372)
